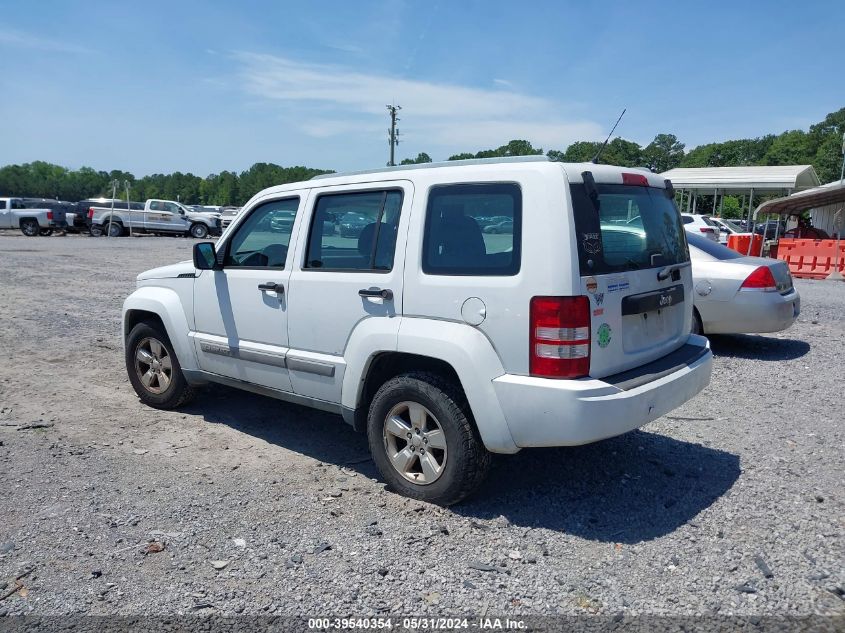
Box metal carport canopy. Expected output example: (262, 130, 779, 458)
(753, 180, 845, 217)
(661, 165, 821, 193)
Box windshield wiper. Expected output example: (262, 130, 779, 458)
(657, 261, 691, 281)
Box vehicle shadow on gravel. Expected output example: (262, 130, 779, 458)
(460, 430, 741, 543)
(188, 387, 739, 544)
(184, 385, 378, 473)
(708, 334, 810, 361)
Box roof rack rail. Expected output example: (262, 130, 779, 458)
(311, 155, 551, 180)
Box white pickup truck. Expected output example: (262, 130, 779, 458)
(89, 199, 222, 238)
(0, 197, 57, 236)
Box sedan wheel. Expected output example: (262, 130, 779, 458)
(692, 309, 704, 335)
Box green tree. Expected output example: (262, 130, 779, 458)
(761, 130, 813, 166)
(643, 133, 685, 172)
(400, 152, 433, 165)
(448, 139, 542, 161)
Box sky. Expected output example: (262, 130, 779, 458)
(1, 0, 844, 177)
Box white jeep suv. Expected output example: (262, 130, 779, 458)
(122, 157, 712, 504)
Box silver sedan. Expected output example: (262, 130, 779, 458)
(687, 232, 800, 335)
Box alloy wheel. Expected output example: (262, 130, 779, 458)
(134, 337, 173, 394)
(382, 401, 448, 485)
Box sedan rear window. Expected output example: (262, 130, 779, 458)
(571, 183, 689, 275)
(686, 232, 743, 260)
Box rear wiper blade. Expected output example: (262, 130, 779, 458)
(657, 261, 690, 281)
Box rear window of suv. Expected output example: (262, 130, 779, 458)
(570, 183, 689, 275)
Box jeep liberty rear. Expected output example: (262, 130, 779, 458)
(122, 157, 711, 505)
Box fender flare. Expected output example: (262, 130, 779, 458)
(122, 287, 198, 372)
(341, 316, 518, 454)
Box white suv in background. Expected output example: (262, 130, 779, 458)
(122, 157, 712, 504)
(682, 213, 719, 242)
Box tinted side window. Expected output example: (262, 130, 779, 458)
(422, 183, 521, 276)
(305, 190, 402, 271)
(224, 198, 300, 268)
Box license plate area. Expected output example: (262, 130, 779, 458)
(620, 285, 685, 354)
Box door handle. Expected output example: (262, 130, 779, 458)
(358, 288, 393, 300)
(258, 282, 285, 293)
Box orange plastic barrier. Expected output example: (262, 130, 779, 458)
(727, 233, 763, 255)
(776, 238, 845, 279)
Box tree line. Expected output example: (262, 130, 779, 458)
(1, 108, 842, 207)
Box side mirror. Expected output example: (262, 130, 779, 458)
(193, 242, 218, 270)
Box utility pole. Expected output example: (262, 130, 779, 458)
(386, 104, 401, 166)
(106, 179, 119, 238)
(124, 180, 133, 237)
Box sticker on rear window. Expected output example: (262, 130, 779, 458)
(597, 323, 612, 348)
(582, 233, 602, 255)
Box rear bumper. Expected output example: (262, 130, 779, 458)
(701, 289, 800, 334)
(492, 336, 712, 448)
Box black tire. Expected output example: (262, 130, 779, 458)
(189, 223, 208, 239)
(125, 322, 196, 409)
(106, 221, 124, 237)
(39, 228, 54, 237)
(89, 224, 104, 237)
(367, 371, 491, 505)
(692, 308, 704, 335)
(20, 219, 39, 237)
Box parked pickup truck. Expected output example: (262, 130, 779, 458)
(89, 199, 223, 238)
(0, 197, 58, 236)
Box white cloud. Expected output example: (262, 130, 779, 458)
(233, 52, 604, 152)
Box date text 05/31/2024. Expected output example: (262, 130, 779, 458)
(307, 617, 527, 630)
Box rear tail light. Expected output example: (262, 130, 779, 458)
(46, 211, 53, 220)
(88, 207, 95, 220)
(699, 227, 714, 233)
(740, 266, 778, 292)
(530, 296, 590, 379)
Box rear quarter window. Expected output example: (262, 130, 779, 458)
(422, 182, 521, 276)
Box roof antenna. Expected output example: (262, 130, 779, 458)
(592, 108, 626, 164)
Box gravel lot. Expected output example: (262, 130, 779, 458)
(0, 234, 842, 618)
